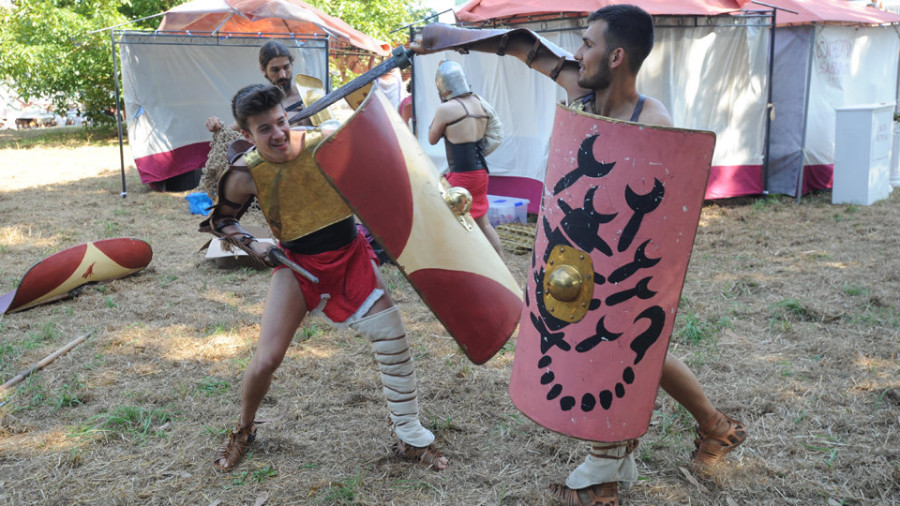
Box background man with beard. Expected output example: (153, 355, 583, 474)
(414, 5, 746, 505)
(205, 41, 306, 133)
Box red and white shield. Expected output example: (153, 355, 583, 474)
(508, 105, 715, 441)
(313, 90, 523, 365)
(1, 238, 153, 314)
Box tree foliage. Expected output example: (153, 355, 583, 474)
(0, 0, 183, 123)
(306, 0, 434, 46)
(0, 0, 433, 123)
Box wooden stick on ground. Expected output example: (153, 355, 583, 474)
(0, 331, 92, 394)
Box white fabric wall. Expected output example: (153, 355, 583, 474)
(413, 50, 564, 180)
(120, 33, 328, 160)
(641, 22, 769, 167)
(804, 25, 900, 166)
(412, 18, 768, 183)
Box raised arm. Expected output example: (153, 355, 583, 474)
(413, 24, 591, 103)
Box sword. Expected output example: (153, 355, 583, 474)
(267, 248, 319, 284)
(287, 46, 413, 125)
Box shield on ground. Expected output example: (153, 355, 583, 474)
(313, 90, 523, 364)
(1, 238, 153, 314)
(508, 105, 715, 441)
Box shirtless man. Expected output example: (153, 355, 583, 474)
(415, 5, 746, 504)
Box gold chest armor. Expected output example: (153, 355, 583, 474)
(245, 131, 351, 242)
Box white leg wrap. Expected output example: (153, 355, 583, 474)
(566, 440, 638, 489)
(350, 306, 435, 448)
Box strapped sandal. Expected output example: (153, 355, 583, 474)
(214, 422, 256, 472)
(548, 482, 618, 506)
(392, 441, 448, 471)
(691, 411, 747, 467)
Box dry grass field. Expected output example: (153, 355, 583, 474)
(0, 129, 898, 505)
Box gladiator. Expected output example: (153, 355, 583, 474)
(200, 83, 448, 473)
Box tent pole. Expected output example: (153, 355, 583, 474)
(410, 25, 417, 137)
(761, 7, 776, 196)
(111, 29, 127, 199)
(325, 37, 331, 92)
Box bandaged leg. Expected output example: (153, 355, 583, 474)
(566, 440, 639, 489)
(350, 306, 434, 448)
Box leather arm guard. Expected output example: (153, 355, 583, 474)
(200, 215, 274, 268)
(416, 23, 578, 82)
(198, 139, 275, 268)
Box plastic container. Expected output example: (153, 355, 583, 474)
(487, 195, 529, 227)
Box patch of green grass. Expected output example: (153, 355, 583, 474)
(769, 298, 814, 330)
(232, 465, 277, 485)
(53, 378, 86, 411)
(231, 355, 250, 371)
(296, 322, 324, 341)
(777, 359, 794, 377)
(104, 296, 118, 308)
(873, 389, 892, 411)
(803, 438, 840, 468)
(317, 469, 366, 504)
(844, 305, 900, 329)
(413, 343, 429, 360)
(841, 283, 868, 297)
(70, 405, 174, 444)
(101, 221, 121, 238)
(0, 341, 17, 374)
(673, 309, 730, 347)
(0, 125, 119, 150)
(751, 195, 780, 212)
(495, 340, 516, 357)
(197, 378, 230, 396)
(204, 425, 228, 437)
(425, 411, 455, 432)
(205, 323, 233, 337)
(159, 274, 178, 288)
(10, 375, 49, 412)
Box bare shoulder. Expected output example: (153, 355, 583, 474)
(222, 160, 257, 196)
(640, 97, 674, 128)
(434, 100, 463, 121)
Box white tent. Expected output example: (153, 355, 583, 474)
(115, 0, 389, 189)
(118, 33, 329, 188)
(770, 24, 899, 196)
(411, 0, 900, 207)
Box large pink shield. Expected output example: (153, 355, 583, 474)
(508, 105, 715, 441)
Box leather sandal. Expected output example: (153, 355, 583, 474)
(214, 422, 256, 471)
(691, 411, 747, 467)
(392, 441, 448, 471)
(548, 482, 618, 506)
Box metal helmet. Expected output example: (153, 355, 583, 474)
(435, 60, 471, 102)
